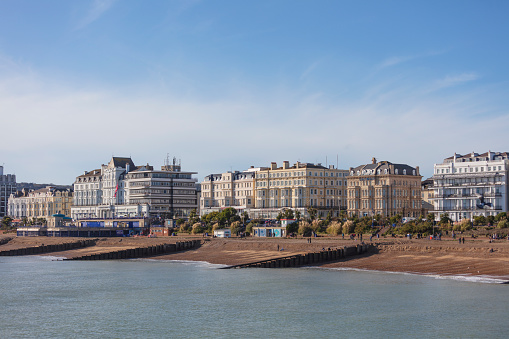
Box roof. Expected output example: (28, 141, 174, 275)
(350, 161, 419, 177)
(108, 157, 135, 169)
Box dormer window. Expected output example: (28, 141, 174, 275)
(395, 169, 399, 175)
(403, 169, 406, 175)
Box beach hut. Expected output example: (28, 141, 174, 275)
(214, 229, 231, 238)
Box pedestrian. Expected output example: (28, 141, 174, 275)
(277, 244, 280, 251)
(459, 237, 461, 244)
(462, 237, 465, 244)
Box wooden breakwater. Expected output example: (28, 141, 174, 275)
(64, 240, 201, 261)
(0, 239, 97, 256)
(0, 237, 13, 246)
(223, 243, 373, 269)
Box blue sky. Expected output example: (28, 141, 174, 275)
(1, 0, 509, 184)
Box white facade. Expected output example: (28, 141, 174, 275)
(71, 157, 197, 220)
(433, 151, 509, 222)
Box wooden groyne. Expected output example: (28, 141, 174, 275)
(0, 237, 13, 246)
(64, 240, 201, 261)
(0, 239, 97, 256)
(223, 243, 373, 269)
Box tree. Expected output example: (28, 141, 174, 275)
(191, 222, 204, 234)
(307, 207, 317, 221)
(286, 221, 298, 235)
(325, 211, 332, 225)
(427, 213, 435, 224)
(1, 216, 13, 230)
(230, 221, 241, 235)
(188, 209, 200, 225)
(473, 215, 486, 226)
(495, 212, 507, 222)
(439, 213, 452, 226)
(295, 210, 301, 221)
(298, 221, 313, 237)
(342, 220, 355, 234)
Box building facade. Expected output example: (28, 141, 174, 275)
(200, 168, 258, 216)
(8, 186, 73, 221)
(432, 151, 509, 222)
(0, 166, 16, 218)
(347, 158, 422, 218)
(71, 157, 198, 220)
(252, 161, 348, 219)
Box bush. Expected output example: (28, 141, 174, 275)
(326, 221, 342, 236)
(230, 221, 241, 235)
(311, 220, 323, 233)
(342, 220, 355, 234)
(497, 220, 509, 229)
(298, 221, 313, 236)
(212, 223, 221, 231)
(179, 222, 190, 233)
(191, 222, 204, 234)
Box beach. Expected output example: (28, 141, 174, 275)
(1, 234, 509, 281)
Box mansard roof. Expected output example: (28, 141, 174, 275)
(350, 161, 419, 176)
(108, 157, 135, 169)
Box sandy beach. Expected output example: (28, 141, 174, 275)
(2, 234, 509, 281)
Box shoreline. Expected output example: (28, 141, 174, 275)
(2, 234, 509, 282)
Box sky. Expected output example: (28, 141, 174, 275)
(1, 0, 509, 184)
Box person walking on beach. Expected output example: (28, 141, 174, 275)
(462, 237, 465, 244)
(277, 244, 280, 251)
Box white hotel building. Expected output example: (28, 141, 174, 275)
(72, 157, 197, 220)
(432, 151, 509, 222)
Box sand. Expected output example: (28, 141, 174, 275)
(2, 234, 509, 281)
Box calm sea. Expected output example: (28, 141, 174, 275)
(1, 256, 508, 339)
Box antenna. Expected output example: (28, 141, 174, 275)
(337, 154, 338, 169)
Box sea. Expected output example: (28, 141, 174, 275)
(1, 256, 508, 339)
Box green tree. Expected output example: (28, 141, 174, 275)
(307, 207, 317, 221)
(427, 213, 435, 224)
(473, 215, 486, 226)
(295, 210, 301, 221)
(286, 221, 298, 235)
(230, 221, 241, 235)
(325, 211, 332, 225)
(188, 209, 200, 225)
(1, 216, 13, 229)
(439, 213, 452, 226)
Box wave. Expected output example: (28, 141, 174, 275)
(129, 258, 228, 269)
(312, 266, 509, 284)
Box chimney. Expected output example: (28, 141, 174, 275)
(126, 163, 130, 173)
(372, 157, 377, 164)
(271, 162, 277, 170)
(296, 161, 300, 168)
(416, 166, 420, 176)
(283, 161, 289, 169)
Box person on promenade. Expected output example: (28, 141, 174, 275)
(459, 237, 461, 244)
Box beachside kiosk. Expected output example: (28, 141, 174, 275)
(252, 219, 295, 237)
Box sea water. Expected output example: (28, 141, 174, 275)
(1, 256, 508, 339)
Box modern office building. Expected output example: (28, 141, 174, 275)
(347, 158, 422, 218)
(432, 151, 509, 222)
(71, 157, 198, 220)
(0, 166, 16, 218)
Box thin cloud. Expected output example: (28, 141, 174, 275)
(378, 50, 446, 69)
(75, 0, 117, 30)
(428, 72, 480, 92)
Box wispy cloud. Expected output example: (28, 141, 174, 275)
(378, 50, 446, 69)
(75, 0, 117, 30)
(0, 55, 507, 184)
(433, 72, 479, 90)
